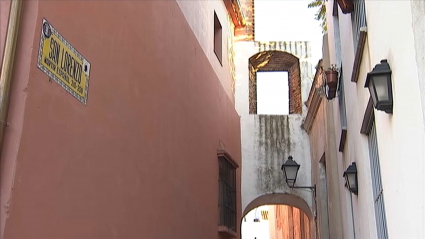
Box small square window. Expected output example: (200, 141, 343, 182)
(214, 12, 222, 65)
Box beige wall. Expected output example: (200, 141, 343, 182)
(322, 1, 425, 239)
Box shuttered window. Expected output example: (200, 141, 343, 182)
(338, 68, 347, 152)
(351, 0, 367, 50)
(368, 123, 389, 239)
(218, 155, 237, 231)
(338, 71, 347, 130)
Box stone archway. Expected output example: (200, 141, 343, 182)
(235, 40, 315, 239)
(242, 193, 316, 239)
(243, 193, 312, 219)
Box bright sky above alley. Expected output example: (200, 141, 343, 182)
(254, 0, 323, 115)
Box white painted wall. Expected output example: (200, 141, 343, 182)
(241, 205, 270, 239)
(234, 41, 315, 215)
(325, 0, 425, 238)
(176, 0, 235, 102)
(410, 0, 425, 132)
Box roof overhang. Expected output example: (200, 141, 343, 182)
(223, 0, 246, 28)
(336, 0, 354, 14)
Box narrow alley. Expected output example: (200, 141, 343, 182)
(0, 0, 424, 239)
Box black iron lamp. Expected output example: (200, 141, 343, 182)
(343, 162, 358, 195)
(281, 156, 315, 195)
(364, 59, 393, 114)
(281, 156, 300, 187)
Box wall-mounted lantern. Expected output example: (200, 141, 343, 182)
(281, 156, 315, 195)
(343, 162, 358, 195)
(281, 156, 300, 187)
(364, 59, 393, 114)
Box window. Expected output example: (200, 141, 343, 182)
(338, 71, 347, 128)
(351, 0, 367, 51)
(214, 11, 222, 64)
(218, 151, 237, 232)
(256, 71, 289, 115)
(368, 122, 389, 239)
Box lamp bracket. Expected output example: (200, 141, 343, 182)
(288, 184, 316, 197)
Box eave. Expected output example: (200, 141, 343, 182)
(303, 60, 324, 133)
(223, 0, 246, 28)
(303, 89, 322, 133)
(336, 0, 354, 14)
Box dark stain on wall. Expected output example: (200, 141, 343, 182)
(256, 115, 292, 193)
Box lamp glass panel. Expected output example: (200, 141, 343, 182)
(284, 165, 299, 181)
(347, 173, 357, 190)
(344, 175, 349, 188)
(373, 75, 390, 101)
(368, 80, 377, 105)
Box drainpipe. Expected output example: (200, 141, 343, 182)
(0, 0, 23, 159)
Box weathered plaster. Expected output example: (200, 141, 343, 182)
(234, 40, 315, 221)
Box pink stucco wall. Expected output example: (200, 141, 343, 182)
(2, 1, 241, 238)
(1, 0, 39, 236)
(0, 0, 11, 64)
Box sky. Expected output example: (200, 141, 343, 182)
(254, 0, 323, 64)
(257, 72, 289, 115)
(241, 205, 271, 239)
(253, 0, 323, 115)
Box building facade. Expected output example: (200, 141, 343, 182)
(233, 1, 317, 238)
(0, 1, 243, 238)
(305, 0, 425, 238)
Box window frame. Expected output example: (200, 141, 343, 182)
(214, 11, 223, 65)
(351, 0, 367, 52)
(217, 150, 238, 235)
(338, 68, 347, 152)
(367, 122, 389, 239)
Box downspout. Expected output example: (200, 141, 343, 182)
(0, 0, 23, 159)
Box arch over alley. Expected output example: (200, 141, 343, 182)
(241, 193, 315, 239)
